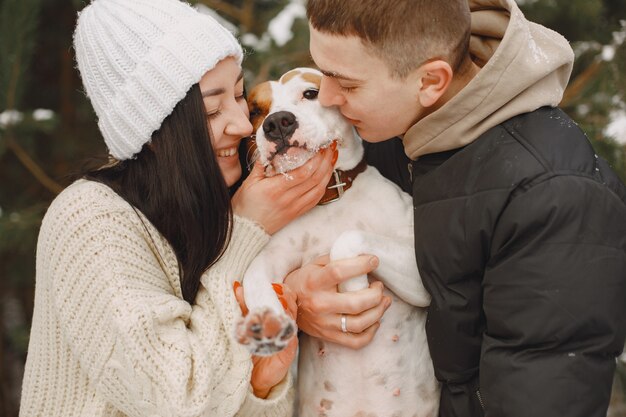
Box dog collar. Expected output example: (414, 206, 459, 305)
(318, 158, 368, 205)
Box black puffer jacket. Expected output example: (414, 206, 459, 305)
(365, 106, 626, 417)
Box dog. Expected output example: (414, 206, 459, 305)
(237, 68, 439, 417)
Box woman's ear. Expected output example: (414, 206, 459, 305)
(415, 60, 453, 108)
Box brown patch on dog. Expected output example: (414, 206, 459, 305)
(320, 399, 334, 410)
(280, 69, 302, 84)
(318, 339, 327, 357)
(302, 72, 322, 88)
(248, 81, 273, 131)
(301, 232, 310, 251)
(323, 380, 337, 392)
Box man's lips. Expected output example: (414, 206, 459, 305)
(342, 114, 360, 125)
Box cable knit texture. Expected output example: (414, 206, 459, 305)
(73, 0, 243, 160)
(20, 180, 294, 417)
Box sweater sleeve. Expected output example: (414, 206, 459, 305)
(45, 189, 292, 417)
(479, 174, 626, 417)
(235, 372, 294, 417)
(199, 215, 295, 417)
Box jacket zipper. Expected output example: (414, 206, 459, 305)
(476, 389, 485, 410)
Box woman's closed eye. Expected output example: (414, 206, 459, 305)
(206, 108, 222, 119)
(207, 92, 245, 119)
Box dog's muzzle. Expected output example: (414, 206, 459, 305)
(263, 111, 298, 143)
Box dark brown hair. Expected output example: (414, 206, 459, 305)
(307, 0, 472, 78)
(83, 84, 232, 303)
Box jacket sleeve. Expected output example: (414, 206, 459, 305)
(480, 174, 626, 417)
(48, 208, 293, 417)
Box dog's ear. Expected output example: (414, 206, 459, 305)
(247, 81, 272, 131)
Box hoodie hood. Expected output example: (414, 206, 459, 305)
(403, 0, 574, 160)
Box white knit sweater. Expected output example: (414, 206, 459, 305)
(19, 180, 294, 417)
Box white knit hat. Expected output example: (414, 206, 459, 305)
(73, 0, 243, 160)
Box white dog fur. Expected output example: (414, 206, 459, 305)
(238, 68, 439, 417)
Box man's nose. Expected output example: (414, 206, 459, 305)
(319, 77, 345, 107)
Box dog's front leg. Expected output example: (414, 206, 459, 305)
(243, 250, 303, 314)
(237, 248, 303, 356)
(331, 230, 430, 307)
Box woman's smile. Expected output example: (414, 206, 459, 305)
(216, 146, 239, 158)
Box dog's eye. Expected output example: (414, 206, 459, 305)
(249, 107, 261, 118)
(303, 89, 319, 100)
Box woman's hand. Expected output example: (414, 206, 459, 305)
(233, 282, 298, 399)
(284, 254, 391, 349)
(231, 145, 336, 235)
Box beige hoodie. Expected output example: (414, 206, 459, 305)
(403, 0, 575, 160)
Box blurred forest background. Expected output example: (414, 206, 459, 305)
(0, 0, 625, 416)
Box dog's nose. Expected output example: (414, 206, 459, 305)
(263, 111, 298, 142)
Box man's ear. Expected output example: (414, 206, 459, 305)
(415, 60, 453, 108)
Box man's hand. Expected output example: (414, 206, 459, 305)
(284, 254, 391, 349)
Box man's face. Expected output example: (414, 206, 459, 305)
(309, 25, 423, 142)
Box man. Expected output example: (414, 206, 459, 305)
(286, 0, 626, 415)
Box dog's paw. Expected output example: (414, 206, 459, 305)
(235, 307, 296, 356)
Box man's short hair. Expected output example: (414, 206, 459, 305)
(307, 0, 471, 79)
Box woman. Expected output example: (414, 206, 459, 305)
(19, 0, 334, 416)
